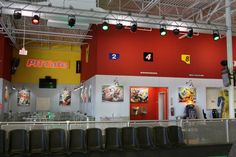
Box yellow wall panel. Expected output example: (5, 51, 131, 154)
(12, 43, 81, 84)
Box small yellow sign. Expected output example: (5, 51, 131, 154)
(181, 54, 191, 64)
(86, 45, 90, 63)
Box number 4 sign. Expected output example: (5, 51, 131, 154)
(144, 52, 153, 62)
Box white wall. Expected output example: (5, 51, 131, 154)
(8, 83, 81, 113)
(83, 75, 224, 121)
(0, 75, 226, 121)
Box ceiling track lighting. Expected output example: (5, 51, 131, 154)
(173, 28, 180, 35)
(160, 25, 167, 36)
(130, 22, 137, 32)
(13, 9, 22, 19)
(213, 30, 220, 41)
(187, 28, 193, 38)
(102, 21, 109, 31)
(32, 15, 40, 25)
(116, 23, 123, 30)
(68, 15, 76, 27)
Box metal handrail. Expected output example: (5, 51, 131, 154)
(0, 119, 235, 145)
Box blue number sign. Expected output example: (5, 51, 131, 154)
(109, 53, 120, 60)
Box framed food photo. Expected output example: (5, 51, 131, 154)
(17, 88, 30, 106)
(130, 88, 148, 103)
(102, 85, 124, 102)
(59, 89, 71, 106)
(178, 87, 196, 103)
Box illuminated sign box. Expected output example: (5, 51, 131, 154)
(26, 59, 69, 69)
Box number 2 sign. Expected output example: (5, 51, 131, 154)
(144, 52, 153, 62)
(109, 53, 120, 60)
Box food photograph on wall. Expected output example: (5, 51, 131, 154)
(59, 89, 71, 106)
(17, 88, 30, 106)
(102, 85, 124, 102)
(130, 88, 149, 103)
(178, 87, 196, 103)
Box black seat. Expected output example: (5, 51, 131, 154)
(29, 129, 47, 154)
(152, 126, 170, 148)
(167, 126, 184, 146)
(136, 126, 153, 149)
(8, 129, 28, 155)
(48, 129, 66, 154)
(0, 129, 6, 154)
(69, 129, 87, 153)
(86, 128, 103, 151)
(229, 140, 236, 157)
(105, 127, 122, 151)
(121, 127, 137, 150)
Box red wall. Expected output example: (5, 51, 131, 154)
(81, 25, 98, 81)
(0, 34, 12, 81)
(81, 24, 236, 80)
(130, 87, 168, 120)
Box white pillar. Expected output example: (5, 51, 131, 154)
(226, 0, 235, 118)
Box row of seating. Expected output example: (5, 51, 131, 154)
(0, 126, 184, 155)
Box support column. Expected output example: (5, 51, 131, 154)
(226, 0, 234, 118)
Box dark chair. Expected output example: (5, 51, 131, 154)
(121, 127, 137, 150)
(167, 126, 184, 146)
(229, 140, 236, 157)
(86, 128, 103, 151)
(105, 127, 122, 151)
(8, 129, 28, 155)
(0, 129, 6, 154)
(48, 129, 66, 154)
(69, 129, 87, 153)
(136, 126, 153, 149)
(152, 126, 170, 148)
(29, 129, 47, 154)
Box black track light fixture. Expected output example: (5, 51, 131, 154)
(13, 9, 22, 19)
(173, 28, 180, 35)
(102, 21, 109, 31)
(68, 15, 76, 27)
(160, 25, 167, 36)
(213, 30, 220, 41)
(187, 28, 193, 38)
(116, 23, 123, 30)
(130, 23, 137, 32)
(32, 15, 40, 25)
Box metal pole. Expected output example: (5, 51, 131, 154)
(226, 0, 235, 118)
(225, 119, 229, 143)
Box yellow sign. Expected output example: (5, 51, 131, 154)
(86, 45, 90, 63)
(26, 58, 69, 69)
(181, 54, 191, 64)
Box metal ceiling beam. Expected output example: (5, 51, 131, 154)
(139, 0, 160, 14)
(212, 0, 236, 22)
(0, 17, 18, 48)
(181, 0, 200, 14)
(212, 8, 236, 22)
(0, 0, 227, 31)
(8, 32, 92, 40)
(9, 28, 92, 38)
(205, 0, 222, 21)
(184, 0, 220, 20)
(10, 36, 85, 45)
